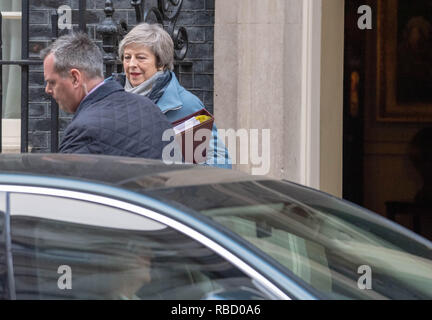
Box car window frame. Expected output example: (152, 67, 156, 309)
(0, 184, 294, 300)
(0, 192, 16, 300)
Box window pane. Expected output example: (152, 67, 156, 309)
(1, 65, 21, 119)
(149, 181, 432, 299)
(10, 193, 271, 300)
(0, 210, 7, 299)
(1, 0, 22, 119)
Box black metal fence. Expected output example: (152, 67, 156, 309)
(0, 0, 190, 153)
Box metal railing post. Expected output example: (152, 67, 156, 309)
(50, 13, 59, 152)
(79, 0, 87, 33)
(96, 0, 121, 77)
(21, 0, 29, 153)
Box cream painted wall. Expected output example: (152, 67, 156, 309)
(2, 119, 21, 153)
(214, 0, 344, 197)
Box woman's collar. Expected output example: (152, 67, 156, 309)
(156, 72, 184, 113)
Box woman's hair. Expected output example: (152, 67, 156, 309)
(118, 23, 174, 71)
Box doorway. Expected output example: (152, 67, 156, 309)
(343, 0, 432, 239)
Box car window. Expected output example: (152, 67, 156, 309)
(8, 192, 272, 300)
(0, 194, 7, 299)
(149, 180, 432, 299)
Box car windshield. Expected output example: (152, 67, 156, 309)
(149, 180, 432, 299)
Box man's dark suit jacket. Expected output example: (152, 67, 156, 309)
(59, 79, 173, 160)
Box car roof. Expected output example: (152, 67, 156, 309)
(0, 153, 266, 191)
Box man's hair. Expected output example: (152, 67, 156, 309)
(118, 23, 174, 71)
(40, 32, 104, 79)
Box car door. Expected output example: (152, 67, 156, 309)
(0, 192, 8, 299)
(5, 188, 279, 300)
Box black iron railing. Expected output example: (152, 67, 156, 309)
(0, 0, 190, 153)
(131, 0, 189, 60)
(50, 10, 60, 153)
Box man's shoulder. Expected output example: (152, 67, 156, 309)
(79, 90, 165, 124)
(101, 86, 153, 103)
(109, 73, 126, 87)
(86, 88, 152, 109)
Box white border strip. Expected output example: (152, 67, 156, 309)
(1, 185, 290, 300)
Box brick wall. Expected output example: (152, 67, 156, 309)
(27, 0, 214, 152)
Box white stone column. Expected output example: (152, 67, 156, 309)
(214, 0, 344, 197)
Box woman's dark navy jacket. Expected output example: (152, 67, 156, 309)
(59, 79, 173, 159)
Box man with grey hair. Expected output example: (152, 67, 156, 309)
(41, 32, 175, 159)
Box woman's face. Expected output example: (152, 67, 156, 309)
(123, 44, 159, 87)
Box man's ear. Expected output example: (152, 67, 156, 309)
(70, 69, 82, 88)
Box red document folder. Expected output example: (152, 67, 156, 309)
(171, 108, 214, 164)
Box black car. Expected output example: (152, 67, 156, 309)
(0, 153, 431, 300)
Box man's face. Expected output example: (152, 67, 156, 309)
(43, 54, 80, 114)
